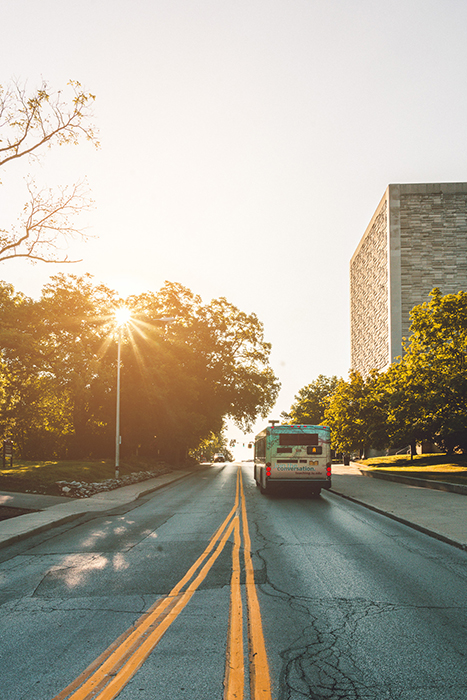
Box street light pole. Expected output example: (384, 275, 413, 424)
(113, 310, 176, 479)
(115, 323, 122, 479)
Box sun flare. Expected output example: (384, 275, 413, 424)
(114, 306, 132, 327)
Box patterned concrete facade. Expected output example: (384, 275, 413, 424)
(350, 182, 467, 376)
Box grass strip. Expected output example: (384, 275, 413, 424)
(0, 458, 171, 495)
(358, 454, 467, 484)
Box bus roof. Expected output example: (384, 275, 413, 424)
(255, 424, 330, 439)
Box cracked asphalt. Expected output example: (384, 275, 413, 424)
(0, 462, 466, 699)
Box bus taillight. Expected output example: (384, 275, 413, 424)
(266, 462, 272, 477)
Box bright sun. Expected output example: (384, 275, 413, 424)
(114, 306, 132, 326)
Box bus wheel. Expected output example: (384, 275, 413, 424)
(260, 476, 268, 494)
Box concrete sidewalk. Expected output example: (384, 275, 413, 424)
(0, 467, 200, 550)
(0, 462, 465, 553)
(330, 463, 467, 551)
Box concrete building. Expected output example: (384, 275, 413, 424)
(350, 182, 467, 376)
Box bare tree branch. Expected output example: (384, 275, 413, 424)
(0, 181, 94, 263)
(0, 78, 98, 264)
(0, 79, 98, 167)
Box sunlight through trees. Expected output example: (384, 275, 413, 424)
(0, 275, 280, 462)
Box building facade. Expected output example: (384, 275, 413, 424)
(350, 182, 467, 376)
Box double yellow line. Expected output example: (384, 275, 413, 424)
(53, 466, 271, 700)
(224, 467, 272, 700)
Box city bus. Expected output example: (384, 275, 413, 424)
(254, 423, 331, 496)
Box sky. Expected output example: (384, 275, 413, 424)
(1, 0, 467, 458)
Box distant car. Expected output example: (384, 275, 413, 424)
(212, 453, 226, 463)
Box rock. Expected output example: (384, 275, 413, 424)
(55, 465, 171, 498)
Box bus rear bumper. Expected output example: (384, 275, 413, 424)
(267, 479, 331, 489)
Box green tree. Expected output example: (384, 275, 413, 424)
(0, 79, 98, 263)
(38, 274, 118, 457)
(324, 370, 382, 456)
(371, 361, 429, 458)
(379, 288, 467, 454)
(0, 282, 74, 457)
(0, 282, 43, 454)
(190, 428, 233, 462)
(0, 276, 280, 462)
(121, 282, 280, 461)
(283, 374, 339, 425)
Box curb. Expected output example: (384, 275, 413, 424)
(137, 465, 211, 498)
(0, 467, 207, 551)
(359, 469, 467, 495)
(329, 488, 467, 553)
(0, 513, 86, 550)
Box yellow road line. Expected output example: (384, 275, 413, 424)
(52, 594, 183, 700)
(223, 514, 244, 700)
(95, 517, 236, 700)
(54, 466, 273, 700)
(55, 477, 240, 700)
(240, 469, 272, 700)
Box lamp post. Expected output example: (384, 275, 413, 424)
(113, 310, 176, 479)
(115, 323, 122, 478)
(114, 307, 131, 479)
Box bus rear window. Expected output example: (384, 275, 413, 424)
(279, 433, 318, 446)
(255, 437, 266, 459)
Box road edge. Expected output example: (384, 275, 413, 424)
(0, 467, 208, 551)
(359, 469, 467, 495)
(329, 488, 467, 553)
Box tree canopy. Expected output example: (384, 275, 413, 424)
(191, 427, 234, 463)
(283, 374, 339, 425)
(323, 370, 384, 455)
(0, 275, 280, 462)
(375, 288, 467, 453)
(311, 288, 467, 456)
(0, 79, 98, 263)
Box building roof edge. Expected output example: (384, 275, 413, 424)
(350, 186, 390, 266)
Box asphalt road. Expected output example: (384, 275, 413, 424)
(0, 462, 466, 700)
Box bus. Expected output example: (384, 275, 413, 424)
(254, 423, 331, 496)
